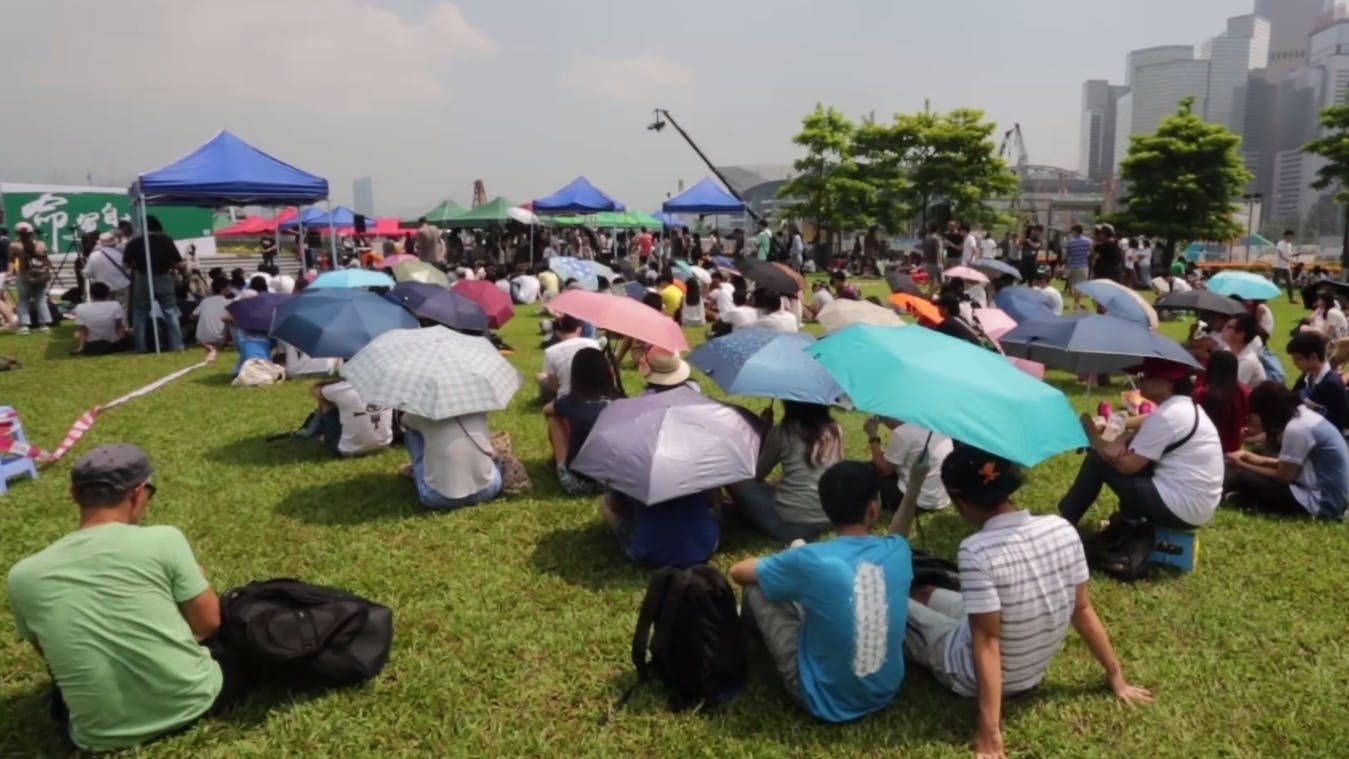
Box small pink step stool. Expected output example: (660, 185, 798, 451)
(0, 406, 40, 495)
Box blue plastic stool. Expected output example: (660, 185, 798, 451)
(1149, 526, 1197, 573)
(0, 406, 39, 495)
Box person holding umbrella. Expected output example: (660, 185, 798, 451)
(1058, 359, 1223, 531)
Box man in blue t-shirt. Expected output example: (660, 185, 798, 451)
(730, 461, 916, 722)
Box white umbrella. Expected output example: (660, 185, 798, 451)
(341, 326, 520, 420)
(689, 265, 713, 285)
(508, 206, 540, 226)
(816, 300, 905, 333)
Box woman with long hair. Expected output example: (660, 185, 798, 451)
(727, 400, 844, 541)
(544, 348, 621, 494)
(1194, 350, 1248, 453)
(680, 276, 705, 327)
(1225, 381, 1349, 519)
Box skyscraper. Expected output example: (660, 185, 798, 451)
(1203, 15, 1270, 132)
(1256, 0, 1332, 83)
(353, 177, 374, 216)
(1079, 80, 1128, 181)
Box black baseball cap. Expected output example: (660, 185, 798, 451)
(71, 443, 154, 498)
(940, 441, 1022, 505)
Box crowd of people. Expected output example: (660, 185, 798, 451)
(9, 210, 1349, 758)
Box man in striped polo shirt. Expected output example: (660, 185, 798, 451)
(1063, 224, 1093, 311)
(903, 442, 1152, 758)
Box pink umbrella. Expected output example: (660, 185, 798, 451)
(944, 266, 990, 284)
(974, 308, 1046, 379)
(452, 279, 515, 328)
(546, 290, 689, 352)
(381, 253, 419, 267)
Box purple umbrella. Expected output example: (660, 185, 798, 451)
(384, 282, 489, 333)
(570, 386, 761, 503)
(224, 293, 293, 334)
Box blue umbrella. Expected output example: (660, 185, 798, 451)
(997, 314, 1201, 375)
(623, 281, 650, 301)
(384, 282, 488, 333)
(548, 256, 599, 291)
(271, 289, 419, 359)
(1206, 270, 1281, 301)
(309, 269, 395, 290)
(586, 260, 617, 281)
(711, 255, 738, 273)
(972, 259, 1022, 281)
(994, 286, 1056, 323)
(806, 325, 1085, 466)
(224, 293, 293, 334)
(688, 329, 844, 405)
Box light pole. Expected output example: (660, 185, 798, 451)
(1240, 193, 1262, 264)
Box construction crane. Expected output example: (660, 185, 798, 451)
(647, 108, 762, 221)
(997, 123, 1036, 226)
(471, 180, 487, 209)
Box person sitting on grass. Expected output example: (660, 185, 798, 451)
(1224, 381, 1349, 520)
(536, 314, 600, 404)
(598, 484, 721, 567)
(904, 442, 1153, 759)
(1288, 331, 1348, 431)
(7, 444, 254, 753)
(729, 461, 918, 723)
(725, 401, 844, 542)
(1058, 358, 1222, 531)
(1223, 311, 1267, 386)
(190, 278, 233, 349)
(310, 379, 393, 457)
(1193, 350, 1249, 454)
(70, 282, 130, 356)
(543, 348, 620, 495)
(865, 416, 952, 513)
(398, 410, 503, 510)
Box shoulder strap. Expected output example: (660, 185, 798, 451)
(95, 248, 132, 280)
(1162, 401, 1201, 455)
(631, 568, 679, 679)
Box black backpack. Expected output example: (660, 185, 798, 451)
(630, 566, 747, 711)
(219, 579, 393, 688)
(1084, 516, 1156, 582)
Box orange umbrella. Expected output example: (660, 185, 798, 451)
(772, 263, 807, 295)
(890, 293, 943, 325)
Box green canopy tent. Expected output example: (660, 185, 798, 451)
(445, 197, 517, 228)
(419, 199, 466, 227)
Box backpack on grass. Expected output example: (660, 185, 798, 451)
(219, 578, 393, 688)
(1083, 515, 1156, 583)
(629, 565, 747, 711)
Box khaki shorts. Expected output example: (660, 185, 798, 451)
(1066, 266, 1089, 288)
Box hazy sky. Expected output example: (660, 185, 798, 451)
(1, 0, 1256, 215)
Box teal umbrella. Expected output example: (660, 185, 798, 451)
(806, 325, 1086, 466)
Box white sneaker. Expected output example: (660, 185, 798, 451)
(37, 325, 50, 334)
(16, 326, 29, 335)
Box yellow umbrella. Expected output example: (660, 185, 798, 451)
(392, 261, 450, 288)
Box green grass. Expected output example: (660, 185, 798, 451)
(2, 285, 1348, 758)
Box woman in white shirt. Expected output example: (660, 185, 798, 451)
(680, 277, 706, 327)
(1304, 291, 1348, 341)
(400, 412, 502, 510)
(751, 287, 798, 333)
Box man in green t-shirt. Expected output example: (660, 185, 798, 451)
(7, 444, 242, 752)
(755, 220, 772, 261)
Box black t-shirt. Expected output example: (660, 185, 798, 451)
(944, 232, 964, 258)
(123, 233, 183, 274)
(935, 316, 982, 346)
(1094, 240, 1122, 271)
(554, 395, 611, 468)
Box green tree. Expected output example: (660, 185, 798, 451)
(776, 104, 873, 252)
(853, 108, 1017, 231)
(1118, 96, 1250, 264)
(1303, 104, 1349, 270)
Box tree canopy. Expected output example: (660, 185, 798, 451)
(1303, 103, 1349, 268)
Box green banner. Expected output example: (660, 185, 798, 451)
(0, 184, 214, 253)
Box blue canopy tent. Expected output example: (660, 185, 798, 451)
(532, 176, 624, 213)
(278, 206, 327, 228)
(651, 211, 683, 228)
(661, 177, 745, 214)
(129, 130, 328, 352)
(279, 205, 361, 231)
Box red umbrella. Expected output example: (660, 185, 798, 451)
(452, 279, 515, 329)
(546, 290, 689, 352)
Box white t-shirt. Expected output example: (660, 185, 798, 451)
(494, 279, 511, 295)
(1256, 304, 1274, 339)
(543, 336, 601, 397)
(962, 234, 978, 264)
(966, 284, 988, 308)
(1235, 344, 1267, 386)
(511, 275, 541, 304)
(812, 289, 835, 312)
(1127, 396, 1223, 526)
(320, 380, 394, 456)
(1312, 306, 1349, 340)
(73, 301, 124, 343)
(270, 275, 296, 294)
(1275, 240, 1294, 270)
(193, 295, 232, 346)
(710, 287, 735, 315)
(403, 412, 497, 500)
(84, 246, 131, 291)
(283, 342, 333, 376)
(883, 424, 952, 511)
(1169, 277, 1192, 293)
(681, 299, 706, 326)
(1037, 284, 1064, 316)
(980, 237, 997, 260)
(725, 305, 760, 330)
(756, 310, 799, 333)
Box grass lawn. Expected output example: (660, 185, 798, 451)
(2, 281, 1348, 758)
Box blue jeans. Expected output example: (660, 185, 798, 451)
(727, 480, 828, 543)
(16, 278, 51, 326)
(131, 273, 184, 352)
(405, 428, 502, 510)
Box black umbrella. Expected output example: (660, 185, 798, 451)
(736, 257, 800, 295)
(1154, 289, 1246, 316)
(885, 270, 923, 296)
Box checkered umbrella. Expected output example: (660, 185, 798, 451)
(341, 326, 520, 420)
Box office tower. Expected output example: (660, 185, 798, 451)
(1203, 15, 1270, 131)
(1079, 80, 1128, 180)
(1256, 0, 1333, 83)
(353, 177, 374, 217)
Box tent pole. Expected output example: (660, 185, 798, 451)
(327, 199, 336, 270)
(298, 216, 305, 273)
(139, 195, 161, 354)
(529, 222, 535, 267)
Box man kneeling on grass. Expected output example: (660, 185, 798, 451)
(729, 461, 921, 723)
(904, 442, 1152, 758)
(6, 444, 254, 753)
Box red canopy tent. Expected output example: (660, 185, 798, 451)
(214, 208, 298, 236)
